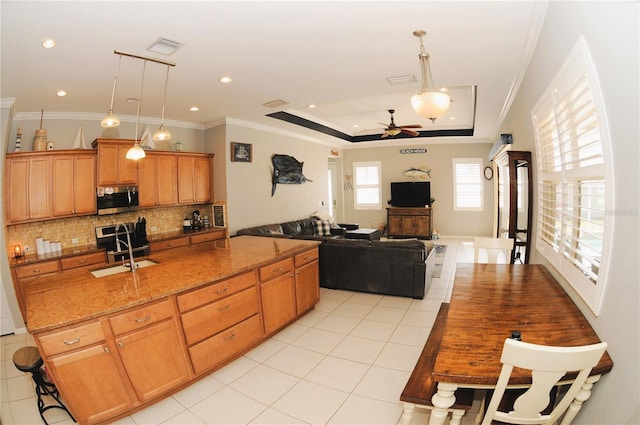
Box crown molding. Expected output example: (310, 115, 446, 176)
(11, 111, 204, 130)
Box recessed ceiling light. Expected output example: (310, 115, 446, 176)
(56, 90, 67, 97)
(219, 76, 232, 83)
(440, 87, 448, 92)
(353, 124, 359, 128)
(449, 116, 456, 120)
(189, 106, 199, 112)
(308, 104, 317, 109)
(42, 39, 56, 49)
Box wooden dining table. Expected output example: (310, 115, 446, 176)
(426, 263, 613, 425)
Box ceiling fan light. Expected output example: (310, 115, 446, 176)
(152, 124, 172, 142)
(100, 110, 120, 128)
(126, 143, 146, 160)
(387, 128, 402, 136)
(411, 91, 451, 122)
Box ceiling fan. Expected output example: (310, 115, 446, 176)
(379, 109, 422, 138)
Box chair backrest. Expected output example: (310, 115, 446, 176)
(473, 237, 514, 263)
(481, 338, 607, 425)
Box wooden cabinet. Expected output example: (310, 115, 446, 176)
(37, 321, 135, 425)
(494, 150, 532, 263)
(177, 271, 262, 374)
(189, 229, 227, 245)
(5, 153, 51, 223)
(137, 152, 177, 207)
(177, 154, 212, 204)
(294, 249, 320, 314)
(149, 236, 189, 252)
(387, 207, 433, 239)
(52, 153, 96, 217)
(259, 258, 297, 335)
(12, 260, 60, 320)
(92, 139, 138, 186)
(59, 251, 106, 271)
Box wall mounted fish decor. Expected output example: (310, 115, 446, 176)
(403, 167, 431, 180)
(271, 154, 312, 196)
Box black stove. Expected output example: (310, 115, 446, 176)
(96, 221, 149, 263)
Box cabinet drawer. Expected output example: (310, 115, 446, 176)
(149, 237, 189, 252)
(188, 314, 262, 375)
(38, 321, 106, 356)
(60, 252, 106, 271)
(190, 230, 225, 245)
(177, 271, 257, 313)
(294, 249, 319, 267)
(15, 260, 60, 278)
(259, 258, 294, 281)
(109, 299, 174, 336)
(181, 287, 259, 346)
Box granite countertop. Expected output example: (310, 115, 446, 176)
(25, 236, 320, 334)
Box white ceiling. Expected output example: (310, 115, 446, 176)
(0, 1, 547, 147)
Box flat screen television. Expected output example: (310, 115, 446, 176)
(390, 182, 431, 207)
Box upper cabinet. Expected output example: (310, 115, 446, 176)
(52, 153, 96, 217)
(177, 155, 213, 204)
(495, 150, 532, 264)
(92, 139, 138, 186)
(5, 154, 52, 223)
(137, 152, 177, 208)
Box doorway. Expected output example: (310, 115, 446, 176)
(328, 158, 343, 223)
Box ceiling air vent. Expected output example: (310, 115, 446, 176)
(386, 75, 417, 85)
(262, 99, 289, 108)
(148, 38, 183, 55)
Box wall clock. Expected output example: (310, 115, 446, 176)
(484, 166, 494, 180)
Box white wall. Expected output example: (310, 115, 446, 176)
(342, 142, 495, 236)
(222, 123, 336, 234)
(498, 2, 639, 423)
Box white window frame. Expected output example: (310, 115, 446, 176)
(531, 36, 613, 315)
(352, 161, 382, 210)
(452, 158, 484, 211)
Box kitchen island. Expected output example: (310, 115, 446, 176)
(25, 236, 320, 425)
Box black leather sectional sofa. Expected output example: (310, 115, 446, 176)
(320, 239, 434, 299)
(236, 218, 433, 299)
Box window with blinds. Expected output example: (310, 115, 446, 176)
(353, 161, 382, 210)
(452, 158, 484, 211)
(531, 36, 612, 315)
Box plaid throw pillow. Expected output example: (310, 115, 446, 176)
(315, 219, 332, 236)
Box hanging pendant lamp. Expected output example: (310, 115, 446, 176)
(101, 55, 122, 128)
(153, 65, 172, 142)
(126, 60, 147, 160)
(410, 30, 450, 123)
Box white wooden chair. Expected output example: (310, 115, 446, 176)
(480, 338, 607, 425)
(473, 237, 514, 264)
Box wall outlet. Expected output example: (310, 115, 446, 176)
(151, 226, 157, 232)
(71, 238, 78, 244)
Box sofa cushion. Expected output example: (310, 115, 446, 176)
(236, 223, 284, 236)
(281, 220, 302, 236)
(315, 219, 332, 236)
(298, 219, 316, 236)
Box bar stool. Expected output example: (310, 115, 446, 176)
(12, 346, 76, 425)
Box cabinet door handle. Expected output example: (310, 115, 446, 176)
(134, 315, 151, 323)
(224, 332, 235, 342)
(63, 337, 80, 345)
(273, 267, 284, 274)
(304, 256, 314, 260)
(79, 260, 87, 264)
(117, 341, 124, 348)
(215, 286, 229, 295)
(33, 269, 41, 273)
(218, 304, 231, 312)
(103, 346, 110, 354)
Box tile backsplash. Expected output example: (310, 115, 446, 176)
(5, 204, 213, 256)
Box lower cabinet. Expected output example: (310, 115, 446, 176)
(37, 321, 135, 425)
(35, 247, 319, 425)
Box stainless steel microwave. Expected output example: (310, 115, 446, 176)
(96, 185, 139, 215)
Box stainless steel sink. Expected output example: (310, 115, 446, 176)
(90, 260, 158, 278)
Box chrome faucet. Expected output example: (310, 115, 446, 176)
(115, 222, 137, 272)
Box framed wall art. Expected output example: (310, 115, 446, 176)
(231, 142, 252, 162)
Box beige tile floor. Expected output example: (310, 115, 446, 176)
(1, 239, 483, 425)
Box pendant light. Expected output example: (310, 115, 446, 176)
(101, 55, 122, 127)
(410, 30, 451, 123)
(153, 65, 172, 142)
(126, 60, 147, 160)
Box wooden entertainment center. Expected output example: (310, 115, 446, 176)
(387, 207, 433, 240)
